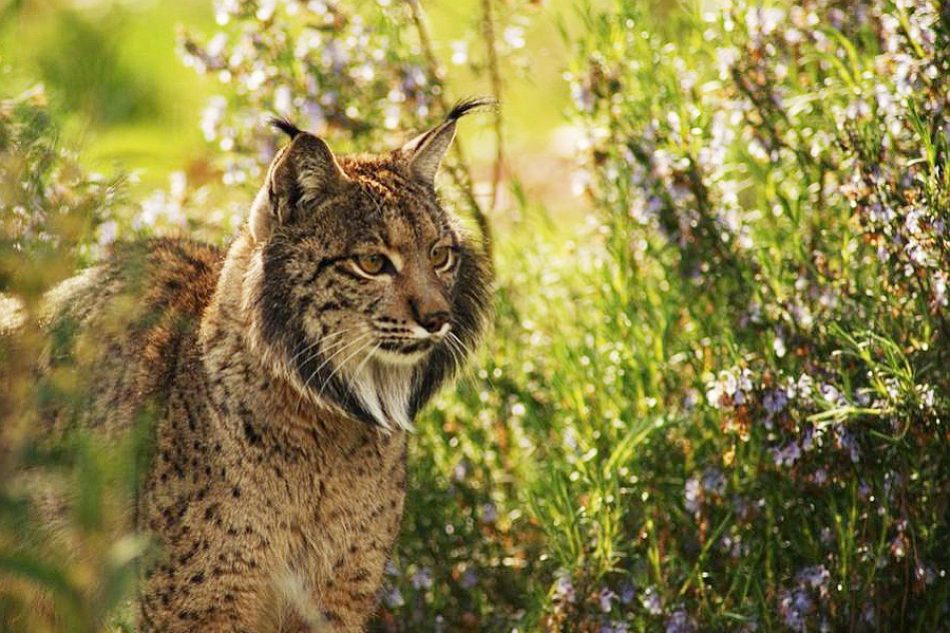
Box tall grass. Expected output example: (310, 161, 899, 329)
(1, 0, 947, 631)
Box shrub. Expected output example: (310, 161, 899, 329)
(549, 0, 949, 629)
(0, 84, 145, 633)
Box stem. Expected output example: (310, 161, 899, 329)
(406, 0, 494, 260)
(481, 0, 506, 212)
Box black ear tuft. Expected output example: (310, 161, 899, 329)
(269, 116, 302, 140)
(446, 96, 497, 122)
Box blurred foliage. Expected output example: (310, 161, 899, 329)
(35, 8, 160, 126)
(2, 0, 949, 632)
(0, 83, 124, 297)
(0, 82, 147, 633)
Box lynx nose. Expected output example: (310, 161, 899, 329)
(419, 311, 450, 334)
(409, 296, 450, 334)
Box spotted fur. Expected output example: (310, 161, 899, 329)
(25, 104, 492, 632)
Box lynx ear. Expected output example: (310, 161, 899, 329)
(251, 119, 348, 241)
(400, 97, 496, 187)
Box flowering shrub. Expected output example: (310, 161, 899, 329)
(177, 0, 536, 248)
(0, 85, 123, 283)
(179, 0, 441, 184)
(0, 84, 149, 633)
(556, 0, 949, 629)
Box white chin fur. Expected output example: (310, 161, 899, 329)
(345, 357, 415, 432)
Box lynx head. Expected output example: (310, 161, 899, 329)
(241, 99, 493, 431)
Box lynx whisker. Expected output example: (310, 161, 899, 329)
(353, 341, 382, 378)
(290, 332, 338, 366)
(288, 328, 353, 369)
(296, 333, 370, 418)
(447, 331, 471, 360)
(317, 336, 376, 401)
(441, 333, 465, 370)
(301, 331, 372, 395)
(292, 331, 366, 416)
(295, 335, 353, 376)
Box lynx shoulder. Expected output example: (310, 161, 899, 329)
(25, 99, 493, 632)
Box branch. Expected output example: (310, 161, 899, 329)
(406, 0, 494, 259)
(480, 0, 506, 213)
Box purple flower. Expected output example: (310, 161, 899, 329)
(682, 388, 699, 410)
(702, 467, 726, 496)
(382, 585, 404, 608)
(97, 220, 118, 247)
(641, 586, 662, 615)
(801, 427, 815, 452)
(302, 101, 326, 131)
(684, 476, 703, 513)
(914, 561, 935, 585)
(778, 588, 813, 632)
(819, 383, 842, 404)
(598, 587, 617, 612)
(890, 533, 907, 560)
(452, 460, 469, 482)
(481, 503, 497, 524)
(564, 428, 578, 451)
(553, 573, 575, 603)
(619, 582, 636, 605)
(772, 441, 801, 468)
(460, 568, 478, 589)
(411, 567, 433, 590)
(665, 608, 695, 633)
(732, 495, 755, 521)
(763, 387, 789, 415)
(834, 425, 860, 463)
(705, 368, 754, 408)
(796, 565, 830, 596)
(570, 81, 594, 113)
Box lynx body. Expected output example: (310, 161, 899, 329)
(32, 102, 492, 632)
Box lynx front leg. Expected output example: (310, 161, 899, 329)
(287, 548, 392, 633)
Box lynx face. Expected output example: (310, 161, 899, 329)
(244, 101, 492, 431)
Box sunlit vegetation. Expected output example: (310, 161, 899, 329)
(1, 0, 947, 631)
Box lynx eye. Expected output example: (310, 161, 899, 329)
(354, 253, 390, 276)
(430, 245, 454, 271)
